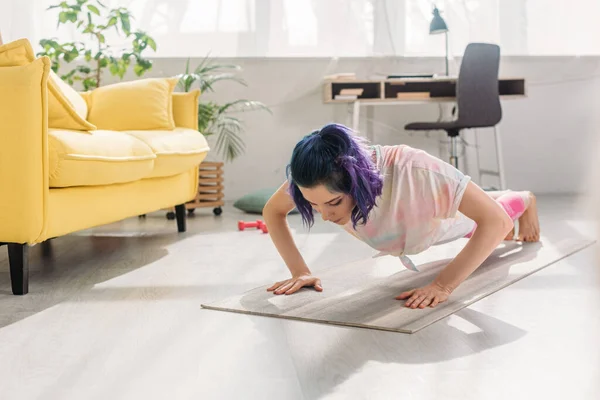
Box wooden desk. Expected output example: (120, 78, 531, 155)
(323, 77, 526, 103)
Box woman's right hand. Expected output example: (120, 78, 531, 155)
(267, 274, 323, 295)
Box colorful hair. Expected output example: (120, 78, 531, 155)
(286, 123, 383, 229)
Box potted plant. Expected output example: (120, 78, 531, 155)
(172, 56, 270, 217)
(177, 56, 271, 163)
(37, 0, 156, 89)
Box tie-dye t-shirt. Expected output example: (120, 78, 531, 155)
(342, 144, 475, 271)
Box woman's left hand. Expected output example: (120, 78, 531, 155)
(396, 282, 452, 309)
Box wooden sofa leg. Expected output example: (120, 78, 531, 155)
(175, 204, 186, 233)
(7, 244, 29, 295)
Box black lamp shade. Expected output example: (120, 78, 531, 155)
(429, 7, 448, 34)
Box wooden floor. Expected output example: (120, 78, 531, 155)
(0, 195, 598, 400)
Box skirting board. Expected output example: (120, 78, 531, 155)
(201, 236, 595, 334)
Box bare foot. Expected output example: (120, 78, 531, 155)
(517, 192, 540, 242)
(504, 226, 515, 241)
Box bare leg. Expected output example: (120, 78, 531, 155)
(467, 189, 540, 242)
(493, 190, 539, 242)
(485, 190, 517, 239)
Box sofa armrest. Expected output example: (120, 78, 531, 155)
(0, 57, 50, 244)
(172, 89, 200, 130)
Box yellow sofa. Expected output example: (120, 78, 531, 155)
(0, 39, 210, 295)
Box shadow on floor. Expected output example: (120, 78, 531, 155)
(0, 217, 199, 329)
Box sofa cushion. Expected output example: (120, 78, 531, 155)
(234, 187, 299, 215)
(123, 128, 210, 178)
(48, 129, 156, 188)
(0, 38, 96, 132)
(172, 90, 200, 130)
(87, 77, 178, 131)
(48, 70, 96, 131)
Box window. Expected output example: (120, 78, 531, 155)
(1, 0, 598, 57)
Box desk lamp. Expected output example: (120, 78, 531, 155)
(429, 5, 449, 76)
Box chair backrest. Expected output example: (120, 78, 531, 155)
(456, 43, 502, 127)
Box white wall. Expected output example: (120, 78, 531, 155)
(104, 55, 600, 200)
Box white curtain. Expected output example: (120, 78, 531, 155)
(1, 0, 598, 57)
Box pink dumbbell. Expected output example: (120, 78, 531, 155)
(238, 220, 268, 233)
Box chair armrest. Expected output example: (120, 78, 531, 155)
(0, 57, 50, 244)
(172, 89, 200, 130)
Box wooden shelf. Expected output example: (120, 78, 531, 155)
(187, 161, 225, 211)
(163, 161, 225, 215)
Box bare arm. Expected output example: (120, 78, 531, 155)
(432, 181, 514, 292)
(399, 181, 513, 308)
(263, 181, 312, 277)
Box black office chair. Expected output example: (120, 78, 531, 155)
(404, 42, 502, 170)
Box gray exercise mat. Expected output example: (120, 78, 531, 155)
(201, 236, 595, 333)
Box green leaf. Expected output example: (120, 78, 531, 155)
(147, 37, 157, 51)
(220, 100, 271, 114)
(107, 16, 117, 27)
(120, 14, 131, 35)
(194, 60, 241, 76)
(120, 63, 128, 78)
(39, 39, 61, 51)
(139, 59, 152, 69)
(206, 73, 247, 90)
(66, 12, 78, 22)
(132, 40, 141, 53)
(176, 70, 199, 92)
(62, 47, 79, 62)
(60, 71, 74, 82)
(133, 63, 145, 76)
(87, 4, 100, 15)
(61, 69, 76, 80)
(58, 12, 68, 24)
(65, 48, 79, 62)
(83, 77, 97, 91)
(212, 115, 246, 162)
(97, 33, 105, 43)
(109, 62, 119, 75)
